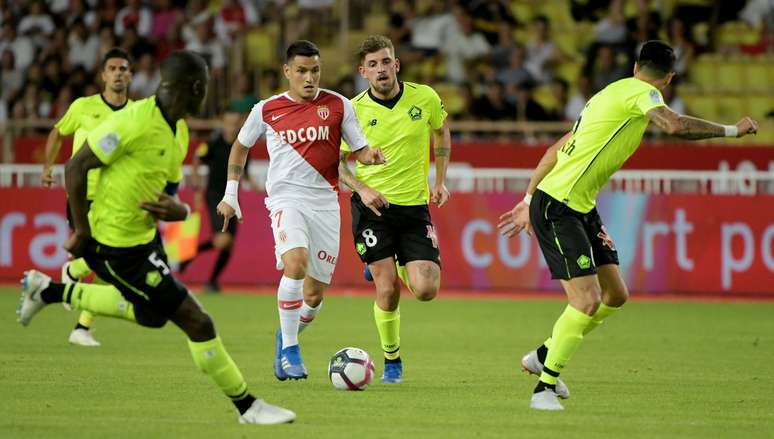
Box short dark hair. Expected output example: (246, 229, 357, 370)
(637, 40, 675, 77)
(357, 35, 395, 63)
(101, 47, 132, 70)
(285, 40, 320, 62)
(160, 50, 208, 83)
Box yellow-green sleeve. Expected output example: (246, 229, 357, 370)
(426, 86, 448, 130)
(86, 112, 136, 165)
(634, 87, 666, 116)
(54, 100, 80, 135)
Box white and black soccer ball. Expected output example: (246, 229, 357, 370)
(328, 347, 375, 390)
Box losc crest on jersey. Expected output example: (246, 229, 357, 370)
(278, 125, 330, 145)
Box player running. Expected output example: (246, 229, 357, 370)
(217, 40, 385, 381)
(338, 35, 451, 383)
(498, 40, 759, 411)
(18, 51, 295, 425)
(40, 47, 133, 347)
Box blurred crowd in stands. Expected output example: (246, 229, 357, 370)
(0, 0, 772, 127)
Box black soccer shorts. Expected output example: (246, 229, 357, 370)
(83, 234, 188, 318)
(350, 193, 441, 267)
(530, 189, 619, 280)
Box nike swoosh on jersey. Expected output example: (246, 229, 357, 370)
(272, 113, 286, 121)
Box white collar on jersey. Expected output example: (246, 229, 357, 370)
(283, 89, 321, 103)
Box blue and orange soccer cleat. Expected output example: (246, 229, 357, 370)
(381, 359, 403, 383)
(280, 344, 308, 380)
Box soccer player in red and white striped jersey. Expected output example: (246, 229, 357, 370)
(218, 40, 385, 380)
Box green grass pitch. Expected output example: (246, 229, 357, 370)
(1, 288, 773, 438)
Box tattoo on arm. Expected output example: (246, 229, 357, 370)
(648, 106, 724, 140)
(228, 164, 243, 177)
(434, 146, 450, 157)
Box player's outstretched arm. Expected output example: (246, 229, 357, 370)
(647, 106, 759, 140)
(338, 150, 389, 216)
(64, 144, 104, 256)
(498, 131, 571, 238)
(42, 127, 63, 187)
(217, 140, 249, 231)
(431, 120, 452, 207)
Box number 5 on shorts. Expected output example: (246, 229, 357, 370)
(148, 251, 170, 275)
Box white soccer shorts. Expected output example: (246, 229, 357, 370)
(269, 207, 340, 284)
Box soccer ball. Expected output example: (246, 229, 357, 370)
(328, 347, 375, 390)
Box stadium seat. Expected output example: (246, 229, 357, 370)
(744, 57, 774, 92)
(689, 55, 717, 91)
(717, 21, 761, 46)
(245, 26, 279, 69)
(433, 83, 467, 117)
(716, 60, 745, 93)
(683, 94, 718, 120)
(747, 96, 772, 121)
(716, 96, 746, 122)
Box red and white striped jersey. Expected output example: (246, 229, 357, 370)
(237, 88, 368, 210)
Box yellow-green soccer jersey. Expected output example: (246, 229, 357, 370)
(342, 82, 447, 206)
(54, 94, 132, 199)
(538, 77, 665, 213)
(86, 96, 189, 248)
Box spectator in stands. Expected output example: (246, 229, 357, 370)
(17, 1, 55, 45)
(39, 27, 68, 63)
(662, 82, 685, 115)
(444, 6, 491, 84)
(1, 49, 23, 103)
(387, 2, 413, 57)
(545, 78, 569, 121)
(525, 16, 565, 84)
(496, 45, 533, 89)
(491, 22, 516, 70)
(68, 19, 100, 71)
(667, 17, 695, 77)
(129, 53, 160, 99)
(215, 0, 258, 44)
(593, 0, 626, 45)
(120, 27, 155, 60)
(185, 15, 226, 77)
(155, 21, 185, 62)
(228, 72, 259, 113)
(151, 0, 182, 41)
(565, 74, 592, 121)
(50, 84, 73, 119)
(97, 27, 118, 65)
(40, 56, 63, 102)
(0, 21, 35, 71)
(407, 2, 454, 58)
(471, 81, 515, 121)
(97, 0, 121, 32)
(115, 0, 153, 37)
(467, 0, 518, 46)
(591, 45, 627, 91)
(513, 82, 549, 121)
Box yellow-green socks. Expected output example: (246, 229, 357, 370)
(539, 305, 593, 385)
(68, 258, 92, 279)
(77, 311, 95, 327)
(396, 263, 413, 294)
(541, 303, 622, 350)
(374, 302, 400, 360)
(65, 283, 135, 322)
(188, 336, 249, 400)
(583, 303, 621, 334)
